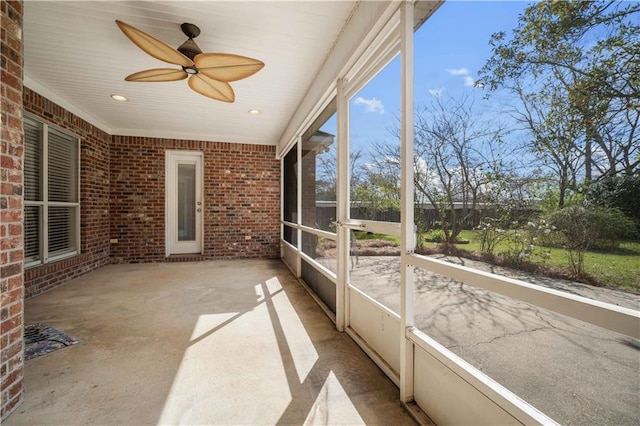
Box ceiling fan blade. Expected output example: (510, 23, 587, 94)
(125, 68, 188, 82)
(116, 20, 193, 67)
(188, 74, 235, 103)
(194, 53, 264, 82)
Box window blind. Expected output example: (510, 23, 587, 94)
(48, 206, 76, 257)
(24, 117, 42, 202)
(24, 205, 40, 261)
(48, 128, 78, 203)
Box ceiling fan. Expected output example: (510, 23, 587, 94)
(115, 20, 264, 103)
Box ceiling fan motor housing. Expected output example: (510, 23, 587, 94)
(177, 23, 202, 60)
(178, 38, 202, 60)
(181, 23, 200, 38)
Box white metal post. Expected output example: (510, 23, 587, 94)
(336, 77, 350, 332)
(280, 152, 285, 260)
(400, 0, 415, 403)
(296, 135, 302, 277)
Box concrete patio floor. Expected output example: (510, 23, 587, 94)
(6, 259, 416, 425)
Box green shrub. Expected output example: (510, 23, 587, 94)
(497, 220, 551, 265)
(425, 229, 445, 243)
(546, 206, 635, 276)
(548, 206, 633, 249)
(587, 173, 640, 236)
(588, 207, 636, 249)
(477, 218, 507, 255)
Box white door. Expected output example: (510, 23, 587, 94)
(166, 151, 203, 255)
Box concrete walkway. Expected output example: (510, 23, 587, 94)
(6, 260, 416, 425)
(350, 255, 640, 425)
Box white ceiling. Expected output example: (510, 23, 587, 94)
(23, 1, 357, 145)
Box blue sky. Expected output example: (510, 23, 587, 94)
(326, 1, 533, 154)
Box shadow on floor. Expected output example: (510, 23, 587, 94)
(7, 259, 414, 425)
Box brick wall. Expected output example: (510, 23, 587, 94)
(110, 136, 280, 262)
(1, 0, 24, 419)
(21, 89, 281, 290)
(22, 88, 110, 298)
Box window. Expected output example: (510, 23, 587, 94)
(282, 143, 298, 246)
(347, 54, 402, 314)
(301, 99, 337, 232)
(299, 99, 339, 311)
(24, 116, 80, 266)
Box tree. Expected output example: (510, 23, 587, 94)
(317, 144, 400, 221)
(378, 93, 524, 245)
(480, 0, 640, 201)
(316, 145, 338, 201)
(512, 83, 585, 207)
(351, 163, 401, 221)
(316, 145, 366, 201)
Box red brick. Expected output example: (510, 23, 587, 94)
(7, 322, 21, 342)
(9, 249, 22, 262)
(7, 352, 23, 373)
(0, 236, 20, 251)
(7, 1, 24, 17)
(6, 111, 21, 128)
(4, 86, 20, 104)
(0, 210, 20, 223)
(0, 155, 18, 169)
(7, 275, 21, 292)
(7, 223, 20, 236)
(0, 261, 20, 278)
(7, 301, 21, 317)
(7, 197, 21, 209)
(0, 314, 21, 336)
(6, 35, 21, 57)
(7, 379, 23, 401)
(5, 168, 19, 183)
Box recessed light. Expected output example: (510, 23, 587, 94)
(248, 109, 261, 115)
(111, 94, 128, 102)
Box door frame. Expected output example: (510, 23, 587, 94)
(165, 150, 204, 256)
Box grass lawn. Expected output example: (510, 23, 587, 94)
(353, 231, 400, 246)
(583, 242, 640, 292)
(354, 230, 640, 292)
(451, 230, 640, 292)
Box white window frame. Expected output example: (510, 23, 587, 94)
(24, 115, 81, 268)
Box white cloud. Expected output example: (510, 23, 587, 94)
(464, 76, 476, 87)
(428, 87, 445, 97)
(354, 97, 384, 114)
(447, 67, 469, 76)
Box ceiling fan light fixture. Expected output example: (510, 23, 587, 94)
(248, 109, 261, 115)
(111, 94, 128, 102)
